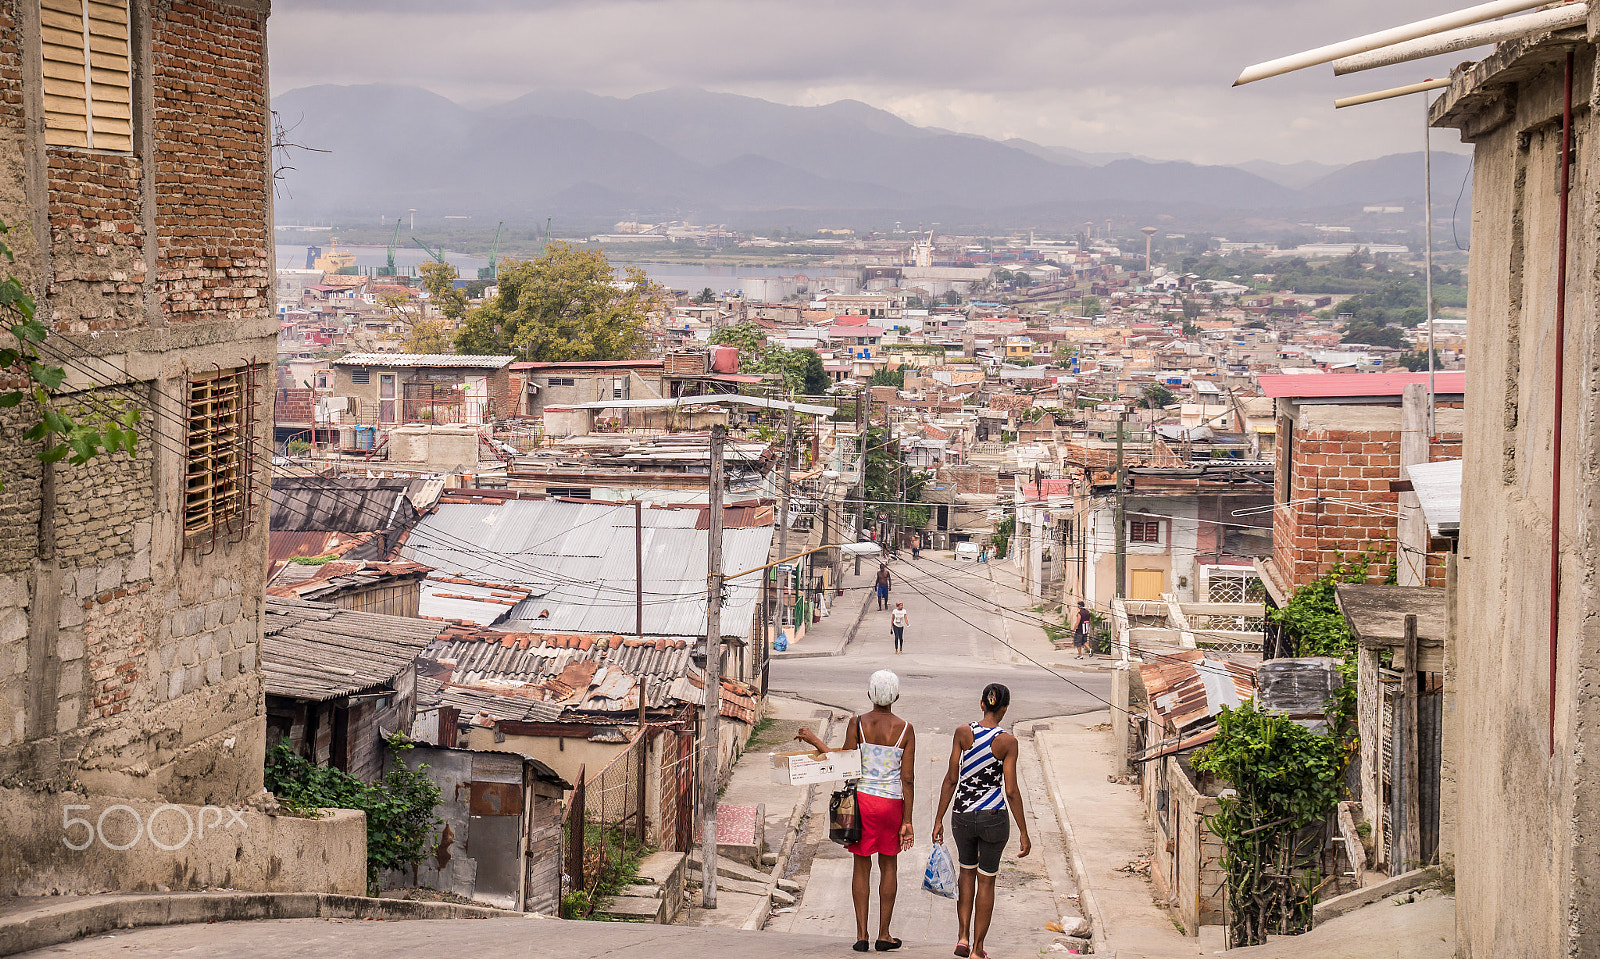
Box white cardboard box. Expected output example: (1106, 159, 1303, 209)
(769, 748, 862, 785)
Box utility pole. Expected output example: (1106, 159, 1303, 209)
(634, 501, 644, 637)
(700, 424, 726, 908)
(854, 386, 867, 542)
(1114, 407, 1127, 600)
(778, 395, 794, 618)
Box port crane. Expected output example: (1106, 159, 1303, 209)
(412, 237, 447, 265)
(376, 217, 401, 276)
(478, 220, 503, 280)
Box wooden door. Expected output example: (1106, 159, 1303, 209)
(1130, 568, 1164, 600)
(379, 373, 397, 423)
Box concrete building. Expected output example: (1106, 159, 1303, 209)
(328, 352, 516, 426)
(1432, 28, 1600, 958)
(0, 0, 361, 897)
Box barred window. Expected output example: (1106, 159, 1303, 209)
(349, 368, 370, 385)
(185, 368, 259, 549)
(40, 0, 132, 151)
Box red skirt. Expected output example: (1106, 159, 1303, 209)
(846, 791, 906, 857)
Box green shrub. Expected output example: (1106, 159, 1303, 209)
(265, 736, 442, 893)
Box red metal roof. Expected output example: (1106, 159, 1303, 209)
(511, 360, 664, 371)
(1258, 370, 1465, 399)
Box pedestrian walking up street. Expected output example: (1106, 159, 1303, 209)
(932, 684, 1031, 959)
(876, 563, 892, 610)
(890, 601, 909, 653)
(798, 670, 917, 954)
(1071, 601, 1093, 660)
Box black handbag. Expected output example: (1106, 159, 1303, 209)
(828, 717, 863, 846)
(829, 782, 861, 845)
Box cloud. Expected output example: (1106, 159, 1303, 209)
(268, 0, 1478, 164)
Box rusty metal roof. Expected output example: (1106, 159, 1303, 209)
(1139, 649, 1258, 737)
(266, 560, 431, 601)
(418, 626, 756, 724)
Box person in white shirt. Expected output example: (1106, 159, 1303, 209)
(890, 602, 909, 653)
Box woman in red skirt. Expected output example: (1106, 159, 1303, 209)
(800, 669, 916, 952)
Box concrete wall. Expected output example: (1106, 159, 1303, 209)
(0, 787, 365, 897)
(0, 0, 275, 809)
(1431, 35, 1600, 959)
(386, 424, 483, 471)
(1143, 754, 1224, 934)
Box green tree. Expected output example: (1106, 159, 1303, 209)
(694, 287, 716, 304)
(1079, 296, 1101, 316)
(1182, 299, 1202, 320)
(0, 218, 139, 491)
(453, 242, 659, 360)
(1142, 383, 1175, 409)
(870, 364, 906, 388)
(1395, 348, 1443, 372)
(795, 348, 831, 395)
(419, 261, 468, 322)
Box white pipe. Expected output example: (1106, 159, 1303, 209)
(1234, 0, 1552, 85)
(1335, 78, 1451, 109)
(1333, 3, 1586, 75)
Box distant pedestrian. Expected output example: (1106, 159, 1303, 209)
(911, 533, 922, 560)
(932, 683, 1031, 959)
(1072, 601, 1092, 660)
(798, 670, 916, 953)
(876, 563, 892, 610)
(890, 602, 909, 653)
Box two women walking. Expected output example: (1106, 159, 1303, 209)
(799, 675, 1030, 957)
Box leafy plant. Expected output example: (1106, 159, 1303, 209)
(0, 217, 140, 491)
(1194, 554, 1376, 947)
(265, 736, 443, 893)
(1194, 701, 1346, 947)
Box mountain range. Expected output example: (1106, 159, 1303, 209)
(271, 84, 1471, 231)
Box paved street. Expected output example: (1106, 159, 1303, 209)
(766, 555, 1111, 955)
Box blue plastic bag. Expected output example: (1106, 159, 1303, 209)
(773, 631, 789, 652)
(923, 842, 958, 899)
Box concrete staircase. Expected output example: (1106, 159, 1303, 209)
(598, 851, 686, 923)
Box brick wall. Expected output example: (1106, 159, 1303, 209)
(1273, 420, 1461, 589)
(152, 0, 268, 325)
(275, 387, 313, 424)
(45, 152, 144, 332)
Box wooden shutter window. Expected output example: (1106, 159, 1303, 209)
(39, 0, 132, 152)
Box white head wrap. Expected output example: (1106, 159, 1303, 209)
(867, 669, 901, 707)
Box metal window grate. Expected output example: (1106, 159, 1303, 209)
(184, 366, 261, 552)
(349, 368, 370, 385)
(40, 0, 132, 151)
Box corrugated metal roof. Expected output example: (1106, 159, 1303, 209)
(266, 560, 431, 600)
(267, 530, 389, 581)
(558, 395, 834, 416)
(269, 478, 427, 533)
(1406, 459, 1461, 536)
(418, 627, 756, 723)
(332, 353, 516, 368)
(1258, 370, 1466, 399)
(400, 500, 774, 640)
(262, 597, 448, 702)
(418, 574, 533, 626)
(1139, 650, 1258, 736)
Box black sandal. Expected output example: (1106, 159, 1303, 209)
(853, 941, 870, 953)
(875, 938, 903, 952)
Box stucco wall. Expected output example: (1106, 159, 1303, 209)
(1434, 36, 1600, 959)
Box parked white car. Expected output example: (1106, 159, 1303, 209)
(955, 541, 981, 561)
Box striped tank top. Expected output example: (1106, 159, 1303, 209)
(954, 722, 1006, 812)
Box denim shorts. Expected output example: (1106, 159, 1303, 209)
(951, 809, 1009, 876)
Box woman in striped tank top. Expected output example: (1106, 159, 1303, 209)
(932, 684, 1031, 959)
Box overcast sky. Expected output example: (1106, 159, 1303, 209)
(268, 0, 1479, 167)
